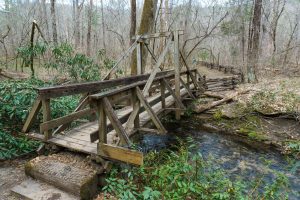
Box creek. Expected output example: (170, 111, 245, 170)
(135, 115, 300, 199)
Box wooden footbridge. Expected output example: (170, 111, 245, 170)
(22, 31, 205, 166)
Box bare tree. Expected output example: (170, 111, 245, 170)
(100, 0, 106, 50)
(86, 0, 93, 56)
(247, 0, 262, 83)
(50, 0, 58, 44)
(129, 0, 136, 46)
(131, 0, 158, 75)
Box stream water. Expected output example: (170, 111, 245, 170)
(135, 116, 300, 199)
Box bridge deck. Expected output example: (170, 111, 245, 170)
(45, 85, 192, 155)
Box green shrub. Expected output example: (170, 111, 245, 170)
(0, 129, 40, 160)
(103, 139, 289, 199)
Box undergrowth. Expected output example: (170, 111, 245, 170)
(0, 129, 40, 160)
(103, 139, 290, 200)
(0, 78, 79, 159)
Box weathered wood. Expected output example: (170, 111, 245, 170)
(53, 96, 90, 135)
(180, 78, 196, 99)
(136, 87, 167, 134)
(142, 36, 173, 96)
(98, 102, 107, 144)
(174, 30, 181, 120)
(102, 97, 131, 145)
(136, 41, 142, 75)
(160, 80, 166, 109)
(40, 108, 93, 132)
(98, 143, 143, 166)
(38, 70, 174, 99)
(22, 98, 42, 133)
(42, 99, 51, 140)
(163, 79, 185, 109)
(125, 88, 140, 132)
(138, 127, 160, 134)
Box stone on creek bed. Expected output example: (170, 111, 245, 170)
(220, 102, 246, 119)
(23, 155, 98, 200)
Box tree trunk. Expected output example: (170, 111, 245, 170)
(129, 0, 136, 46)
(100, 0, 106, 50)
(246, 0, 262, 83)
(86, 0, 93, 56)
(130, 0, 158, 75)
(41, 0, 50, 41)
(50, 0, 58, 45)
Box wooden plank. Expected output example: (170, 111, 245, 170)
(38, 70, 173, 99)
(22, 98, 42, 133)
(160, 80, 166, 109)
(138, 128, 160, 134)
(98, 143, 143, 166)
(136, 87, 167, 134)
(42, 99, 51, 140)
(174, 30, 181, 120)
(48, 136, 97, 154)
(125, 89, 140, 132)
(102, 97, 131, 145)
(163, 79, 185, 109)
(40, 108, 93, 132)
(142, 36, 173, 96)
(53, 95, 89, 135)
(98, 102, 107, 144)
(137, 42, 142, 75)
(180, 77, 196, 99)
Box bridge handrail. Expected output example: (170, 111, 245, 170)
(37, 70, 175, 99)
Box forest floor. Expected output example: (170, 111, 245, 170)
(0, 158, 30, 200)
(193, 75, 300, 158)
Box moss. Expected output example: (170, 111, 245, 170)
(24, 161, 34, 177)
(213, 110, 223, 121)
(247, 131, 266, 141)
(80, 173, 98, 200)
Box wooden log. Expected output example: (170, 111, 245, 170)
(194, 91, 249, 113)
(25, 156, 98, 200)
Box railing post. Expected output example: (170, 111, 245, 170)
(137, 41, 142, 75)
(160, 80, 166, 109)
(174, 30, 181, 120)
(186, 72, 190, 90)
(132, 88, 140, 129)
(42, 99, 51, 140)
(98, 100, 107, 145)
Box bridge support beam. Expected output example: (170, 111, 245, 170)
(174, 30, 181, 120)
